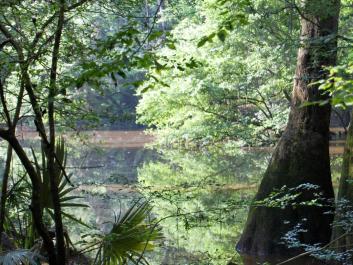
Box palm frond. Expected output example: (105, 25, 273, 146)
(91, 200, 163, 265)
(31, 137, 88, 225)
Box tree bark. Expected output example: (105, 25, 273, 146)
(47, 1, 66, 263)
(237, 0, 340, 261)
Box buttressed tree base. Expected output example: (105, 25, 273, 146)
(237, 0, 341, 261)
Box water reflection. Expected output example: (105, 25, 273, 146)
(63, 138, 344, 264)
(136, 147, 271, 264)
(63, 138, 271, 264)
(68, 146, 157, 185)
(3, 131, 344, 264)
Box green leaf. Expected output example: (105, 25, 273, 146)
(197, 33, 216, 47)
(62, 212, 91, 228)
(148, 31, 164, 42)
(166, 42, 176, 50)
(89, 200, 163, 265)
(117, 70, 127, 78)
(217, 29, 228, 42)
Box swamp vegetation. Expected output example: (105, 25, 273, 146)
(1, 0, 353, 264)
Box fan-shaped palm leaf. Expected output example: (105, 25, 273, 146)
(91, 200, 163, 265)
(31, 137, 88, 224)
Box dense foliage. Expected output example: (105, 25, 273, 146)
(1, 0, 353, 264)
(137, 0, 301, 147)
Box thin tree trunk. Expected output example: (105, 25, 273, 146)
(0, 28, 55, 263)
(0, 145, 12, 243)
(19, 63, 59, 265)
(331, 112, 353, 256)
(0, 132, 58, 265)
(0, 81, 24, 244)
(0, 2, 88, 263)
(237, 0, 340, 262)
(47, 0, 66, 263)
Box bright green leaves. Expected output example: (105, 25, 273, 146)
(137, 0, 292, 147)
(318, 63, 353, 108)
(197, 32, 216, 47)
(166, 41, 177, 50)
(196, 0, 251, 46)
(197, 29, 228, 47)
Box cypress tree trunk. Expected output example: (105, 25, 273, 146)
(237, 0, 340, 261)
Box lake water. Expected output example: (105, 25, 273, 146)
(9, 130, 346, 264)
(54, 131, 270, 264)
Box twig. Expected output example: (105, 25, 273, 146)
(131, 0, 164, 57)
(276, 231, 353, 265)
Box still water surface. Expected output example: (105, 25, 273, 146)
(17, 130, 345, 264)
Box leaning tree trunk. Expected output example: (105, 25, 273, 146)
(237, 0, 340, 262)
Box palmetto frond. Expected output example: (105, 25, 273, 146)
(31, 137, 87, 223)
(92, 200, 163, 265)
